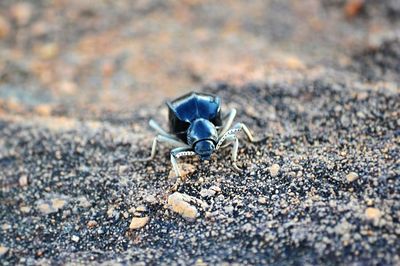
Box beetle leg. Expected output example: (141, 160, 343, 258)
(216, 134, 241, 172)
(170, 147, 196, 177)
(168, 147, 196, 192)
(233, 122, 256, 142)
(218, 108, 237, 138)
(217, 122, 261, 148)
(133, 135, 189, 162)
(228, 135, 241, 172)
(149, 119, 180, 140)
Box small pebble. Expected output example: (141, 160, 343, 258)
(168, 192, 199, 220)
(107, 207, 114, 218)
(365, 208, 381, 221)
(20, 206, 31, 213)
(71, 235, 80, 243)
(129, 217, 149, 230)
(258, 197, 267, 204)
(145, 195, 157, 204)
(224, 206, 234, 213)
(136, 205, 147, 212)
(52, 199, 66, 209)
(87, 220, 98, 228)
(269, 164, 280, 177)
(209, 185, 221, 193)
(346, 172, 359, 182)
(0, 246, 9, 257)
(200, 188, 216, 198)
(37, 203, 53, 214)
(78, 197, 91, 208)
(18, 175, 28, 187)
(2, 224, 11, 230)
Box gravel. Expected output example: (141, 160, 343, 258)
(1, 79, 399, 265)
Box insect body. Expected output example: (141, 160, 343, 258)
(133, 92, 260, 177)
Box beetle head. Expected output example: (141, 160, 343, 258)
(194, 140, 215, 160)
(187, 118, 218, 160)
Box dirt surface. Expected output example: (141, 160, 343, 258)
(0, 0, 399, 265)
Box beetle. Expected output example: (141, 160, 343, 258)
(133, 92, 261, 177)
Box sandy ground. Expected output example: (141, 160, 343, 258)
(0, 0, 399, 265)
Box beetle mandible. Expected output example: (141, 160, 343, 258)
(133, 92, 261, 177)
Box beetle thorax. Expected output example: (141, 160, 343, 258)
(187, 118, 218, 145)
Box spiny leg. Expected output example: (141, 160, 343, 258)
(149, 119, 178, 139)
(169, 147, 196, 192)
(216, 122, 259, 149)
(218, 108, 237, 138)
(216, 122, 262, 173)
(170, 147, 196, 177)
(133, 134, 189, 162)
(224, 134, 241, 172)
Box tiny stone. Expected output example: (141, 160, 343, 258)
(209, 185, 221, 193)
(129, 217, 149, 230)
(20, 206, 31, 213)
(258, 197, 267, 204)
(37, 203, 52, 214)
(118, 165, 129, 174)
(224, 206, 234, 213)
(78, 197, 91, 208)
(71, 235, 80, 242)
(366, 199, 374, 206)
(19, 175, 28, 187)
(269, 164, 280, 177)
(136, 205, 147, 212)
(346, 172, 359, 182)
(107, 207, 114, 217)
(87, 220, 98, 228)
(52, 199, 66, 209)
(365, 208, 381, 221)
(0, 246, 9, 257)
(200, 188, 216, 198)
(2, 224, 11, 230)
(145, 195, 157, 204)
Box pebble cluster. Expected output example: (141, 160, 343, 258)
(1, 79, 399, 265)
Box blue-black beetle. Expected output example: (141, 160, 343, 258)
(133, 92, 260, 177)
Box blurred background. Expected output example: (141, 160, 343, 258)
(0, 0, 399, 116)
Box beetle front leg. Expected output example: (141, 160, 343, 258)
(169, 148, 196, 192)
(170, 148, 196, 177)
(149, 119, 180, 140)
(133, 135, 189, 162)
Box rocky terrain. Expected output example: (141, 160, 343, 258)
(0, 0, 399, 265)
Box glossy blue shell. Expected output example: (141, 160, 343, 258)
(167, 92, 222, 143)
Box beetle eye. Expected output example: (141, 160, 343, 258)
(194, 140, 215, 160)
